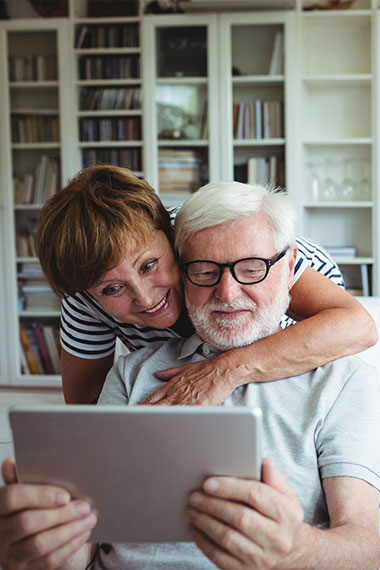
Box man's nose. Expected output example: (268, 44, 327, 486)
(213, 269, 243, 304)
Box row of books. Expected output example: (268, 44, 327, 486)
(20, 322, 61, 375)
(9, 55, 58, 82)
(78, 55, 140, 80)
(80, 117, 141, 142)
(234, 154, 285, 188)
(18, 279, 60, 313)
(16, 218, 37, 258)
(75, 24, 139, 49)
(11, 115, 60, 143)
(82, 148, 142, 171)
(79, 87, 141, 111)
(14, 155, 60, 205)
(159, 149, 204, 194)
(233, 100, 283, 140)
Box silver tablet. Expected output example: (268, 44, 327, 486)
(9, 405, 262, 543)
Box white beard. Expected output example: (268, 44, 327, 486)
(185, 271, 291, 351)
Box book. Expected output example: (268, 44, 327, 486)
(269, 31, 283, 75)
(43, 326, 61, 374)
(19, 326, 38, 374)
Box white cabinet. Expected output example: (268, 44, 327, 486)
(294, 9, 377, 295)
(1, 4, 380, 388)
(218, 11, 295, 187)
(143, 13, 220, 207)
(70, 0, 145, 177)
(0, 19, 71, 387)
(143, 11, 293, 206)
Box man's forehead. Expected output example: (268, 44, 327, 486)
(182, 214, 275, 260)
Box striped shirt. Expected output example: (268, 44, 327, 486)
(60, 234, 344, 360)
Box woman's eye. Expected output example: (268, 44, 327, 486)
(142, 259, 158, 273)
(102, 284, 122, 296)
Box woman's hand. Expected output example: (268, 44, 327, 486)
(144, 355, 239, 406)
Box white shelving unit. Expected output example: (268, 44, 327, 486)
(0, 18, 71, 387)
(219, 11, 295, 188)
(143, 13, 220, 207)
(70, 0, 145, 176)
(294, 6, 377, 295)
(1, 1, 380, 389)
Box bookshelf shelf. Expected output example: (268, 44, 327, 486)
(77, 110, 142, 117)
(304, 202, 373, 209)
(76, 79, 141, 86)
(75, 17, 140, 25)
(10, 81, 59, 89)
(233, 138, 285, 146)
(74, 48, 141, 55)
(303, 138, 373, 146)
(232, 75, 285, 84)
(78, 140, 143, 148)
(302, 74, 372, 85)
(12, 143, 61, 149)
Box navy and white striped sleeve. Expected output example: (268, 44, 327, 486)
(60, 294, 117, 359)
(294, 235, 344, 288)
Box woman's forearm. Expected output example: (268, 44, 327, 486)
(220, 304, 377, 387)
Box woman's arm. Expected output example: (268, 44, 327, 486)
(61, 349, 114, 404)
(145, 267, 377, 406)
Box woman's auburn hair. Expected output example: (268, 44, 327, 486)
(35, 165, 173, 298)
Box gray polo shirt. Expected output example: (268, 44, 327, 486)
(92, 334, 380, 570)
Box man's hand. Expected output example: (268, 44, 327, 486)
(0, 458, 97, 570)
(144, 357, 236, 406)
(187, 458, 304, 570)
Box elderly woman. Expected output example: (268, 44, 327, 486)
(35, 165, 376, 404)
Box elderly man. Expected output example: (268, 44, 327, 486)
(1, 182, 380, 570)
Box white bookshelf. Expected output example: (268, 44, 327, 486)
(69, 0, 144, 176)
(294, 6, 377, 295)
(143, 13, 220, 207)
(0, 18, 71, 387)
(1, 1, 380, 389)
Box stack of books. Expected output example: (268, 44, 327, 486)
(20, 322, 61, 375)
(13, 155, 60, 205)
(233, 100, 283, 140)
(159, 149, 203, 194)
(9, 54, 58, 82)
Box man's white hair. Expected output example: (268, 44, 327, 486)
(174, 181, 297, 255)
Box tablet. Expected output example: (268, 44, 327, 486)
(9, 405, 262, 543)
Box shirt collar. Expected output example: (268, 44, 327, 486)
(179, 333, 221, 360)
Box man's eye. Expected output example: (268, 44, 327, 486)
(142, 259, 158, 273)
(102, 285, 122, 296)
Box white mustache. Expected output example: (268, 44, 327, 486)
(205, 298, 257, 312)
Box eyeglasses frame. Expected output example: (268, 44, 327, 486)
(181, 248, 289, 287)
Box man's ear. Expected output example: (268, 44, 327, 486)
(287, 245, 298, 290)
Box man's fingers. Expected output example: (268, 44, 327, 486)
(261, 458, 298, 497)
(27, 530, 93, 570)
(188, 508, 261, 569)
(4, 500, 94, 544)
(189, 491, 277, 550)
(200, 464, 300, 523)
(9, 512, 96, 567)
(2, 458, 17, 485)
(0, 483, 70, 516)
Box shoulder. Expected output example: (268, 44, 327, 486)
(295, 235, 344, 286)
(118, 337, 185, 374)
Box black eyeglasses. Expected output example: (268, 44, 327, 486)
(181, 248, 288, 287)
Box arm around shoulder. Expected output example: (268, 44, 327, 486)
(61, 349, 114, 404)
